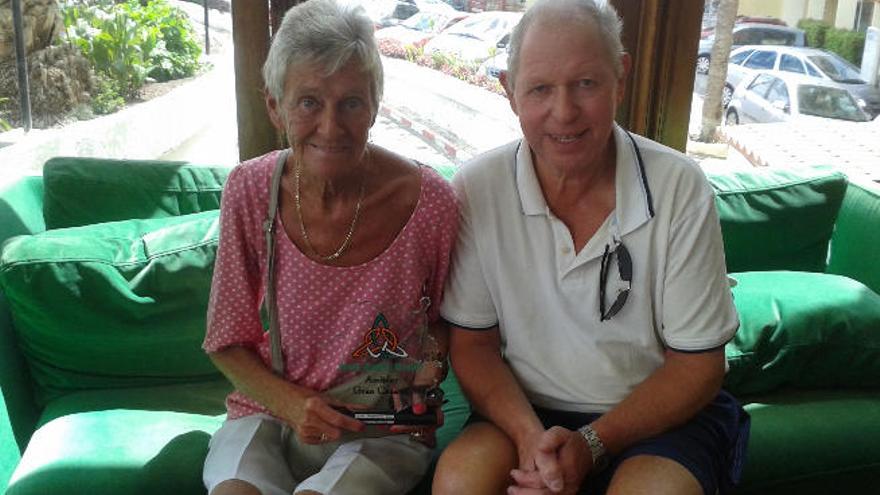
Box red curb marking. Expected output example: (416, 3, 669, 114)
(444, 143, 456, 158)
(421, 129, 435, 142)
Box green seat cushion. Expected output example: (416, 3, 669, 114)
(6, 375, 470, 495)
(0, 211, 221, 408)
(738, 389, 880, 494)
(725, 271, 880, 396)
(42, 157, 231, 229)
(6, 409, 223, 495)
(708, 166, 847, 273)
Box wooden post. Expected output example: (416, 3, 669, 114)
(231, 0, 277, 162)
(612, 0, 704, 151)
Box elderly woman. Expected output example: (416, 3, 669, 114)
(201, 1, 458, 494)
(433, 0, 749, 494)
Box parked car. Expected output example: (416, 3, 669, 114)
(696, 23, 805, 74)
(375, 10, 468, 48)
(423, 10, 522, 65)
(723, 45, 880, 117)
(701, 15, 787, 39)
(725, 71, 871, 125)
(344, 0, 455, 29)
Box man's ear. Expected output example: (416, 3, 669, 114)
(499, 71, 518, 116)
(265, 90, 284, 130)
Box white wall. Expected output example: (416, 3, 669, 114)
(835, 0, 858, 28)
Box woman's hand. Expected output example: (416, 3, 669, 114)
(278, 390, 366, 444)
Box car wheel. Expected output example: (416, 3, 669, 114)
(696, 55, 710, 74)
(725, 108, 739, 126)
(722, 85, 733, 108)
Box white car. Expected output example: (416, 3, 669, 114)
(722, 45, 880, 117)
(423, 11, 522, 66)
(725, 71, 871, 125)
(375, 11, 468, 48)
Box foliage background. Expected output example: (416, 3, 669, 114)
(60, 0, 202, 113)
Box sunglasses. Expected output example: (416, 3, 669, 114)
(599, 240, 632, 321)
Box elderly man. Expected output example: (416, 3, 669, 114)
(433, 0, 750, 494)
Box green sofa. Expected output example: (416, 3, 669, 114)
(1, 157, 879, 494)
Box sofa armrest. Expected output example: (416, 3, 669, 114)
(0, 176, 45, 492)
(827, 177, 880, 294)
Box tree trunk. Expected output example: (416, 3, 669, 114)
(697, 0, 737, 142)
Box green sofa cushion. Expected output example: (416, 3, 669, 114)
(724, 271, 880, 396)
(708, 166, 847, 273)
(42, 157, 230, 229)
(738, 389, 880, 494)
(5, 373, 470, 495)
(6, 409, 223, 495)
(0, 212, 222, 408)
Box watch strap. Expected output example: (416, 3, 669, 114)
(577, 424, 609, 471)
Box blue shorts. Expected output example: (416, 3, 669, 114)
(467, 390, 750, 495)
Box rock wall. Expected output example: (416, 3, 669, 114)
(0, 1, 94, 128)
(0, 0, 65, 61)
(1, 44, 94, 128)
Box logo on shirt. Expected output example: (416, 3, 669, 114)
(351, 313, 409, 359)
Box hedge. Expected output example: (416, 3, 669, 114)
(796, 18, 866, 66)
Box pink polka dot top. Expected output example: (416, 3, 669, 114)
(203, 150, 459, 420)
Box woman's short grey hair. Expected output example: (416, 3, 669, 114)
(262, 0, 383, 115)
(506, 0, 624, 88)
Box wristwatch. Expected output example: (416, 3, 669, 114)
(577, 424, 609, 471)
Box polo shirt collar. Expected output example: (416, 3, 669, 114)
(515, 140, 548, 216)
(515, 125, 656, 235)
(612, 124, 656, 237)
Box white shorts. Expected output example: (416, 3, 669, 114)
(203, 414, 432, 495)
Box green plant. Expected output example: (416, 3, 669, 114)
(127, 0, 202, 81)
(60, 0, 202, 100)
(91, 75, 125, 115)
(404, 44, 423, 63)
(0, 98, 12, 131)
(824, 27, 866, 66)
(797, 18, 831, 48)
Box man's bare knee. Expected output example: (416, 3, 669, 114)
(210, 479, 262, 495)
(606, 455, 702, 495)
(433, 423, 518, 495)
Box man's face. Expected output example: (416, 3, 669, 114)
(503, 17, 628, 175)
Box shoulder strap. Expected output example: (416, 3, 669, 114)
(264, 149, 290, 376)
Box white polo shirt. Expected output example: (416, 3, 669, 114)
(440, 125, 738, 413)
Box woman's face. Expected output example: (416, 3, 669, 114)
(268, 59, 375, 177)
(503, 17, 629, 176)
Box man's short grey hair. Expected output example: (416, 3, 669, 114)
(506, 0, 624, 88)
(262, 0, 383, 115)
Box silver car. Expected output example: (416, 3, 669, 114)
(696, 23, 805, 74)
(723, 45, 880, 117)
(725, 71, 871, 125)
(423, 11, 522, 65)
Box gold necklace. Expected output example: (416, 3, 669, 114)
(294, 156, 367, 262)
